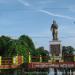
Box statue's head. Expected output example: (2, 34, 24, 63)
(53, 20, 56, 24)
(52, 20, 58, 29)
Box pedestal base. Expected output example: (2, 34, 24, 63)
(50, 40, 62, 62)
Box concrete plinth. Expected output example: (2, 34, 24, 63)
(50, 40, 62, 62)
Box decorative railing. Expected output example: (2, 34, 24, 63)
(0, 56, 23, 65)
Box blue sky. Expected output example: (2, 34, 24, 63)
(0, 0, 75, 50)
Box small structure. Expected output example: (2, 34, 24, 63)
(0, 56, 23, 75)
(50, 20, 62, 62)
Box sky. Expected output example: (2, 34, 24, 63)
(0, 0, 75, 50)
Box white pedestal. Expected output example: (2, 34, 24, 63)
(50, 40, 62, 61)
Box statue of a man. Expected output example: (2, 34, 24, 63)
(51, 20, 58, 40)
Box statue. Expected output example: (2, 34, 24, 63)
(51, 20, 58, 40)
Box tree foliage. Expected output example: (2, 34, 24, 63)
(36, 47, 49, 56)
(62, 46, 75, 62)
(18, 35, 36, 56)
(0, 35, 36, 62)
(0, 35, 11, 56)
(35, 47, 49, 62)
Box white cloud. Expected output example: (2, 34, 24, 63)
(17, 0, 75, 21)
(39, 9, 75, 20)
(18, 0, 30, 7)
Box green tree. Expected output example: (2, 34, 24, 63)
(7, 40, 18, 57)
(36, 47, 49, 56)
(0, 35, 50, 63)
(36, 47, 49, 62)
(7, 35, 36, 62)
(18, 35, 36, 55)
(0, 35, 11, 56)
(62, 46, 75, 62)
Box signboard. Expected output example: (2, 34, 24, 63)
(29, 62, 75, 69)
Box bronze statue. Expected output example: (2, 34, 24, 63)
(51, 20, 58, 40)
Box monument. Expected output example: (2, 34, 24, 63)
(50, 20, 62, 62)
